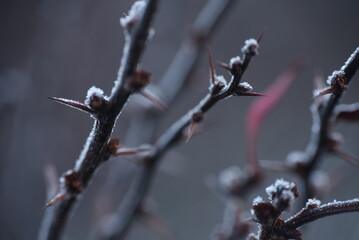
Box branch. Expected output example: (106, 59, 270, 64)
(98, 0, 242, 238)
(101, 37, 261, 240)
(38, 1, 160, 240)
(284, 199, 359, 229)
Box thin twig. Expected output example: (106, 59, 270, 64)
(38, 1, 160, 240)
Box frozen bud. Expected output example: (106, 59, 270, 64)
(219, 166, 245, 194)
(229, 56, 242, 74)
(265, 179, 299, 212)
(210, 75, 227, 94)
(326, 70, 347, 93)
(237, 82, 253, 94)
(129, 70, 151, 91)
(120, 0, 146, 32)
(306, 198, 321, 209)
(85, 86, 107, 110)
(61, 170, 82, 194)
(241, 38, 259, 56)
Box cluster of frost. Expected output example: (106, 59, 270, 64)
(306, 198, 321, 208)
(238, 82, 253, 92)
(120, 0, 146, 29)
(326, 70, 345, 85)
(85, 86, 105, 105)
(215, 75, 227, 86)
(340, 47, 359, 71)
(241, 38, 259, 55)
(266, 179, 297, 210)
(229, 56, 241, 68)
(253, 196, 264, 205)
(219, 166, 244, 190)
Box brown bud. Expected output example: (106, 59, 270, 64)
(129, 70, 151, 92)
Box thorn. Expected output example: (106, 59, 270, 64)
(186, 121, 197, 143)
(208, 47, 216, 85)
(42, 191, 67, 210)
(334, 148, 359, 168)
(313, 87, 333, 99)
(256, 29, 266, 43)
(217, 61, 231, 71)
(140, 90, 168, 111)
(48, 97, 93, 114)
(242, 92, 268, 97)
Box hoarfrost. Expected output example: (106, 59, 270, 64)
(306, 198, 321, 207)
(229, 56, 241, 68)
(253, 196, 264, 205)
(120, 0, 146, 29)
(219, 166, 244, 188)
(241, 38, 259, 55)
(238, 82, 253, 91)
(85, 86, 105, 105)
(326, 70, 345, 85)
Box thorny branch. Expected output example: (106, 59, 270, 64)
(100, 0, 243, 238)
(259, 47, 359, 200)
(39, 1, 160, 240)
(250, 180, 359, 240)
(101, 37, 263, 239)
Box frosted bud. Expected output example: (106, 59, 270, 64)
(120, 1, 146, 32)
(241, 39, 259, 56)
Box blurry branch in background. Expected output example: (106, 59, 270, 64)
(100, 34, 264, 239)
(258, 47, 359, 200)
(39, 1, 160, 240)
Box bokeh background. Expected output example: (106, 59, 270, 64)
(1, 0, 359, 239)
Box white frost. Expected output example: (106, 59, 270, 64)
(238, 82, 253, 91)
(242, 38, 259, 55)
(120, 0, 146, 29)
(85, 86, 105, 105)
(266, 179, 296, 209)
(229, 56, 241, 68)
(286, 151, 308, 166)
(340, 47, 359, 71)
(253, 196, 264, 205)
(306, 198, 321, 207)
(326, 70, 345, 85)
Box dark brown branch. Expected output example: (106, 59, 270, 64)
(284, 199, 359, 229)
(99, 0, 241, 238)
(38, 1, 160, 240)
(102, 37, 259, 239)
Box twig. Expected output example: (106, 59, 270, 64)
(101, 37, 261, 240)
(38, 1, 160, 240)
(99, 0, 241, 238)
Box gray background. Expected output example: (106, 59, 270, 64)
(1, 0, 359, 239)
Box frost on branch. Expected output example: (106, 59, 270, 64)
(265, 179, 299, 211)
(120, 0, 146, 31)
(85, 86, 107, 110)
(241, 38, 259, 56)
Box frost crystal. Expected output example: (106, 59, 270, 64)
(306, 198, 321, 208)
(266, 179, 297, 210)
(241, 38, 259, 55)
(229, 56, 241, 68)
(85, 86, 105, 105)
(120, 0, 146, 29)
(253, 196, 264, 205)
(326, 70, 345, 85)
(214, 75, 227, 87)
(238, 82, 253, 92)
(340, 47, 359, 71)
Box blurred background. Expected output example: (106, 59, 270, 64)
(1, 0, 359, 239)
